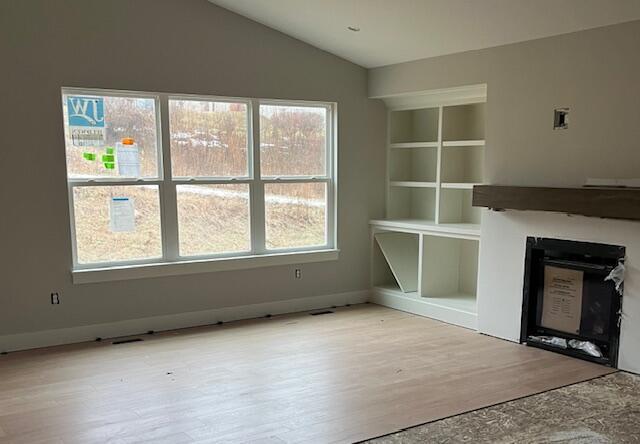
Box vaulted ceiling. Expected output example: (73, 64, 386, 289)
(209, 0, 640, 68)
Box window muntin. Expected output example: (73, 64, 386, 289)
(63, 88, 335, 270)
(62, 94, 160, 180)
(169, 99, 250, 178)
(176, 184, 251, 256)
(260, 104, 327, 177)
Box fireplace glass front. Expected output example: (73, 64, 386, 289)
(521, 237, 624, 367)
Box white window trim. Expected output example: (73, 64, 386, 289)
(72, 249, 339, 284)
(62, 88, 339, 283)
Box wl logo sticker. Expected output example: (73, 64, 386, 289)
(67, 96, 106, 147)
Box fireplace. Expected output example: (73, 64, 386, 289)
(521, 237, 625, 367)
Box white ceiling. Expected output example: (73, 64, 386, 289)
(208, 0, 640, 68)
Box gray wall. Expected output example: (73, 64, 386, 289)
(371, 20, 640, 187)
(370, 20, 640, 373)
(0, 0, 386, 336)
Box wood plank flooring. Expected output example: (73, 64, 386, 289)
(0, 304, 614, 444)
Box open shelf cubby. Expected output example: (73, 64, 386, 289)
(439, 189, 481, 224)
(441, 145, 484, 185)
(388, 186, 436, 221)
(373, 231, 419, 293)
(442, 103, 485, 142)
(389, 107, 439, 144)
(421, 235, 478, 311)
(389, 146, 437, 183)
(371, 234, 401, 291)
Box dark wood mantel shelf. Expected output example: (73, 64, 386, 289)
(472, 185, 640, 221)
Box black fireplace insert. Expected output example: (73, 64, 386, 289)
(521, 237, 624, 367)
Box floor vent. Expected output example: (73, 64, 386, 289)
(310, 310, 334, 316)
(112, 338, 144, 345)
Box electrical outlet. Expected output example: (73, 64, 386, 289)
(294, 268, 302, 279)
(51, 292, 60, 305)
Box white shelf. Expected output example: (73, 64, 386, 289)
(443, 140, 485, 147)
(390, 142, 439, 149)
(370, 219, 480, 239)
(372, 285, 477, 330)
(374, 283, 418, 298)
(442, 182, 481, 190)
(390, 181, 437, 188)
(373, 285, 477, 313)
(426, 292, 477, 313)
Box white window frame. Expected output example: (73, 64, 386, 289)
(62, 88, 338, 284)
(167, 94, 254, 262)
(257, 99, 335, 255)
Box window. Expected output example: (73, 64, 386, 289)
(62, 89, 336, 275)
(260, 103, 330, 250)
(169, 98, 253, 257)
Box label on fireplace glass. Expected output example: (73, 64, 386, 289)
(541, 266, 584, 334)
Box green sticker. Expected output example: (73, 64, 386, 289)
(106, 147, 114, 155)
(83, 152, 96, 161)
(101, 154, 115, 163)
(103, 162, 115, 170)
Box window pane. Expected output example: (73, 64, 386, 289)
(73, 186, 162, 264)
(177, 184, 250, 256)
(265, 183, 326, 250)
(63, 94, 159, 179)
(169, 99, 249, 178)
(260, 104, 327, 177)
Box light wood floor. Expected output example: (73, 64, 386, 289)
(0, 304, 614, 444)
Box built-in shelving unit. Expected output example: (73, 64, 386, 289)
(370, 84, 487, 330)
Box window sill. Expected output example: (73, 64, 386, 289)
(72, 249, 340, 284)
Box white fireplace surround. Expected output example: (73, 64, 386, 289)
(477, 210, 640, 373)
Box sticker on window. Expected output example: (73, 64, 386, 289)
(116, 138, 140, 177)
(67, 96, 106, 147)
(109, 197, 136, 232)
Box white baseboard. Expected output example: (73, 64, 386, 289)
(371, 288, 477, 330)
(0, 290, 370, 353)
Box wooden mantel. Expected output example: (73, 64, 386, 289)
(472, 185, 640, 221)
